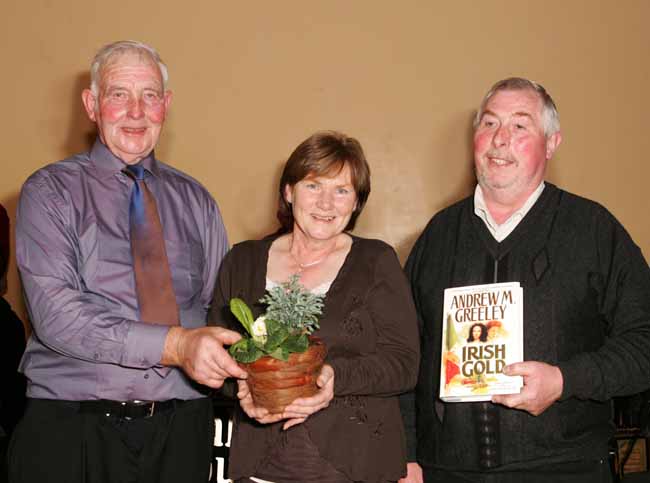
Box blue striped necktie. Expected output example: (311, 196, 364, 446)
(124, 164, 179, 326)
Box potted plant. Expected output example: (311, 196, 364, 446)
(228, 275, 327, 413)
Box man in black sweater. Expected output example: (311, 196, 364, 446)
(400, 77, 650, 483)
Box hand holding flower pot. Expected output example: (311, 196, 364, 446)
(228, 275, 327, 413)
(236, 359, 335, 429)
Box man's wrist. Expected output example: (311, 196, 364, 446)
(161, 326, 185, 366)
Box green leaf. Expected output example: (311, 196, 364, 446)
(264, 318, 281, 333)
(283, 333, 309, 353)
(229, 338, 264, 363)
(238, 347, 264, 363)
(267, 346, 290, 361)
(264, 321, 290, 351)
(230, 298, 255, 336)
(252, 337, 266, 350)
(229, 338, 249, 353)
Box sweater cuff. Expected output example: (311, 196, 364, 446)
(557, 354, 595, 401)
(329, 357, 348, 395)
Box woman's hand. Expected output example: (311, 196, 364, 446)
(399, 462, 423, 483)
(236, 379, 285, 424)
(281, 363, 335, 430)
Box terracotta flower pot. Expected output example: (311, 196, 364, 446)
(242, 337, 327, 414)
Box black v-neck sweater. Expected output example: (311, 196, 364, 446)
(401, 183, 650, 472)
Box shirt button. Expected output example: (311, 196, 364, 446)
(144, 373, 149, 379)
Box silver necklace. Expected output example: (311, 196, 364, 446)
(292, 253, 328, 273)
(298, 258, 325, 269)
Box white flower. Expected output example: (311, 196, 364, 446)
(251, 316, 268, 344)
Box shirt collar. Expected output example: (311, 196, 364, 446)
(474, 181, 545, 231)
(89, 138, 160, 179)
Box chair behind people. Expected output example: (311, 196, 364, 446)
(611, 390, 650, 482)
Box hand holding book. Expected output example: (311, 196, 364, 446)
(491, 361, 564, 415)
(440, 282, 524, 402)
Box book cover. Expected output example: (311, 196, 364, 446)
(440, 282, 523, 402)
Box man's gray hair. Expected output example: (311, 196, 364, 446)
(90, 40, 169, 95)
(473, 77, 560, 136)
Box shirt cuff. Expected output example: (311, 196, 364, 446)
(123, 322, 170, 370)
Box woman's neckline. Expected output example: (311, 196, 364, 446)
(262, 233, 358, 299)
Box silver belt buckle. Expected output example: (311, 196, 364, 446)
(131, 400, 155, 418)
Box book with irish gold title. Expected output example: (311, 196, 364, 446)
(440, 282, 523, 402)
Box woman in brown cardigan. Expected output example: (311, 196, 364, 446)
(209, 131, 420, 482)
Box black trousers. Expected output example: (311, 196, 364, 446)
(8, 397, 214, 483)
(423, 458, 613, 483)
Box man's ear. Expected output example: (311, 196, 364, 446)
(81, 89, 97, 122)
(163, 90, 172, 111)
(545, 131, 562, 160)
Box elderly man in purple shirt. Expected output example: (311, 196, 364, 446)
(9, 40, 246, 483)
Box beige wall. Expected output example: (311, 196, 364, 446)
(2, 0, 649, 324)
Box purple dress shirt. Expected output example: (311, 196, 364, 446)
(16, 140, 229, 401)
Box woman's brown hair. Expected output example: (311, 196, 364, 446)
(276, 131, 371, 233)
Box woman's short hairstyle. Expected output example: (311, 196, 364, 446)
(276, 131, 371, 233)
